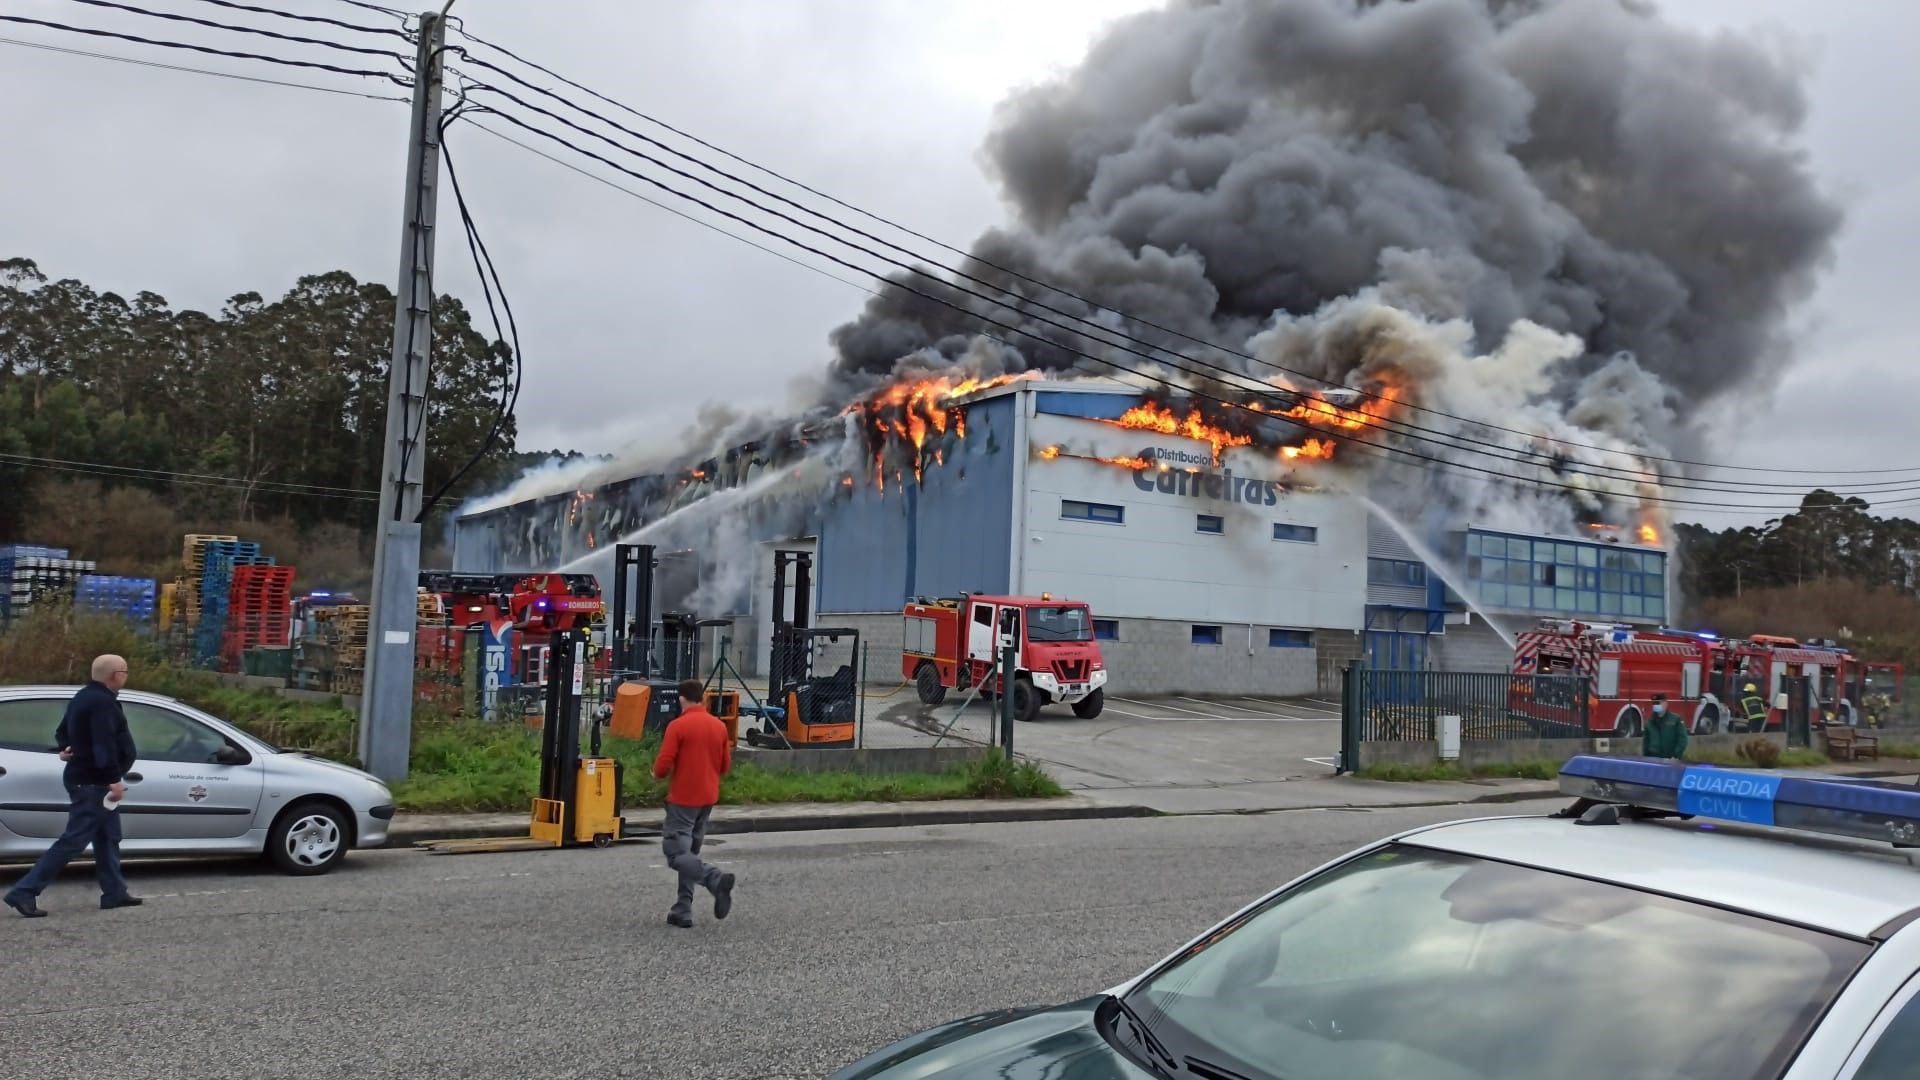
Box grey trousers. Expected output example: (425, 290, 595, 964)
(661, 802, 724, 919)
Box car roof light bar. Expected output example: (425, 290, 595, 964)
(1558, 755, 1920, 848)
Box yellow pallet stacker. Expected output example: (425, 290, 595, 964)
(420, 628, 631, 855)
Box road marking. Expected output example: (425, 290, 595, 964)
(1113, 696, 1215, 718)
(1236, 697, 1337, 718)
(1306, 697, 1343, 708)
(1178, 696, 1272, 715)
(1101, 703, 1165, 720)
(146, 888, 259, 899)
(1302, 755, 1338, 768)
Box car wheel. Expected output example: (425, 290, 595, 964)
(915, 663, 947, 706)
(1071, 688, 1105, 719)
(269, 801, 350, 876)
(1614, 707, 1642, 740)
(1694, 703, 1721, 735)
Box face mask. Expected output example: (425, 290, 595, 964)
(1652, 705, 1666, 716)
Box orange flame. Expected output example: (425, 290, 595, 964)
(1639, 522, 1660, 545)
(1281, 385, 1402, 433)
(1101, 402, 1253, 464)
(1281, 438, 1335, 461)
(853, 371, 1040, 489)
(1038, 445, 1062, 460)
(1097, 455, 1153, 470)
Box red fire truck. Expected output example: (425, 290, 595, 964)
(1513, 620, 1903, 736)
(902, 594, 1108, 721)
(418, 571, 605, 687)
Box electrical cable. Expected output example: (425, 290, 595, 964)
(0, 451, 381, 502)
(57, 0, 411, 67)
(185, 0, 410, 39)
(418, 121, 522, 523)
(453, 75, 1920, 498)
(451, 96, 1920, 505)
(444, 33, 1920, 481)
(0, 34, 409, 99)
(0, 12, 408, 83)
(461, 106, 1920, 513)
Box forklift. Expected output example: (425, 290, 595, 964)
(743, 550, 859, 749)
(420, 627, 629, 854)
(605, 542, 744, 741)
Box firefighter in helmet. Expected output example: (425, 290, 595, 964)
(1740, 683, 1769, 732)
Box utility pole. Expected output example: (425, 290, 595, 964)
(359, 10, 448, 780)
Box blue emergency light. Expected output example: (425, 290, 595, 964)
(1559, 755, 1920, 847)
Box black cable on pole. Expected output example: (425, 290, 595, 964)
(0, 34, 409, 100)
(0, 12, 407, 83)
(0, 452, 381, 502)
(419, 124, 522, 524)
(459, 106, 1920, 514)
(58, 0, 411, 67)
(446, 34, 1920, 481)
(451, 93, 1920, 503)
(185, 0, 410, 39)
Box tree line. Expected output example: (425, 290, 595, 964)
(1676, 490, 1920, 670)
(0, 256, 520, 562)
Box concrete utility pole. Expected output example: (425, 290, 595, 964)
(359, 10, 448, 780)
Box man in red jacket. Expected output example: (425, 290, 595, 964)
(652, 678, 736, 929)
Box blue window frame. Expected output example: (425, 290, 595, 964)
(1192, 625, 1222, 646)
(1269, 628, 1313, 648)
(1196, 514, 1224, 535)
(1272, 523, 1318, 543)
(1062, 499, 1124, 524)
(1092, 619, 1119, 641)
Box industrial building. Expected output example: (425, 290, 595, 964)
(451, 378, 1669, 694)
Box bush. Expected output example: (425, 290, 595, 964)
(961, 748, 1068, 798)
(1736, 737, 1784, 768)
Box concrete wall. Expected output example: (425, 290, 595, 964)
(1090, 617, 1318, 696)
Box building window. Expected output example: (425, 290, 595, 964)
(1367, 559, 1427, 587)
(1272, 523, 1318, 543)
(1196, 514, 1224, 535)
(1092, 619, 1119, 641)
(1192, 624, 1222, 646)
(1269, 628, 1313, 648)
(1061, 499, 1124, 524)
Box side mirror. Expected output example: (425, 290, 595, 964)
(214, 744, 250, 766)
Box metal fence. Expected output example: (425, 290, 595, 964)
(1343, 668, 1592, 749)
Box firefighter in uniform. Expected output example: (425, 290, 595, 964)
(1740, 683, 1770, 733)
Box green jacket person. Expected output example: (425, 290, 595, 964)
(1643, 694, 1688, 759)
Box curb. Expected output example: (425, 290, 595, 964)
(388, 801, 1158, 847)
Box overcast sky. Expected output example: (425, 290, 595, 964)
(2, 0, 1914, 531)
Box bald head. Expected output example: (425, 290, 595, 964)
(91, 655, 129, 688)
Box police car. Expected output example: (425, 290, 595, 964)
(832, 757, 1920, 1078)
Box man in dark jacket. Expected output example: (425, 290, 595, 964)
(4, 655, 141, 917)
(1643, 694, 1689, 760)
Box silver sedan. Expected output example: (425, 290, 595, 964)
(0, 685, 394, 875)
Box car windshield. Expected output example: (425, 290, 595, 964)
(1026, 606, 1092, 642)
(1119, 845, 1867, 1080)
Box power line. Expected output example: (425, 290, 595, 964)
(419, 117, 522, 523)
(458, 95, 1920, 505)
(460, 106, 1920, 513)
(186, 0, 410, 39)
(0, 451, 381, 502)
(0, 11, 408, 83)
(452, 73, 1920, 498)
(446, 30, 1920, 482)
(58, 0, 408, 65)
(0, 34, 408, 100)
(460, 118, 882, 300)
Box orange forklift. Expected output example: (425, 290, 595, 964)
(743, 550, 858, 749)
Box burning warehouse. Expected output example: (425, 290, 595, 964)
(451, 368, 1672, 694)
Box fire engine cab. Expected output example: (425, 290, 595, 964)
(1513, 620, 1903, 737)
(902, 594, 1108, 721)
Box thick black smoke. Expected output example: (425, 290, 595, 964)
(828, 0, 1840, 445)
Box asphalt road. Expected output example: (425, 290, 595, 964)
(1, 800, 1555, 1079)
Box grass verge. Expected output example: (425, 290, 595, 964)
(390, 729, 1065, 813)
(1355, 760, 1561, 782)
